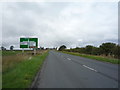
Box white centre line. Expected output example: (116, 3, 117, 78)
(82, 65, 97, 72)
(67, 58, 71, 60)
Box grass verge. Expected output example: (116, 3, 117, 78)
(2, 51, 49, 88)
(61, 51, 120, 64)
(2, 51, 21, 56)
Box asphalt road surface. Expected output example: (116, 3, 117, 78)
(33, 51, 119, 88)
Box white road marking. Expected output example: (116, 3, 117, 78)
(82, 65, 97, 72)
(67, 58, 71, 60)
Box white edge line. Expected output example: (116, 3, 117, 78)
(83, 65, 97, 72)
(67, 58, 71, 60)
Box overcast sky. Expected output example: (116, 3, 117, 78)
(1, 1, 118, 49)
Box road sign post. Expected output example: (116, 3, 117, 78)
(34, 48, 36, 55)
(20, 37, 38, 55)
(22, 48, 24, 53)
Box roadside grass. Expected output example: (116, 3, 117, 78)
(2, 51, 21, 56)
(2, 50, 48, 88)
(2, 53, 31, 73)
(61, 51, 120, 64)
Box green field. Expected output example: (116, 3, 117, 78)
(62, 51, 120, 64)
(2, 51, 21, 56)
(2, 50, 48, 88)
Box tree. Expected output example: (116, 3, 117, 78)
(1, 46, 6, 50)
(91, 47, 100, 55)
(58, 45, 67, 51)
(39, 47, 44, 50)
(10, 46, 14, 50)
(99, 42, 116, 56)
(85, 45, 93, 54)
(112, 45, 120, 59)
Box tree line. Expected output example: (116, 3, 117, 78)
(1, 46, 57, 51)
(58, 42, 120, 59)
(1, 46, 14, 51)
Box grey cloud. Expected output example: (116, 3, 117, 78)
(2, 2, 118, 49)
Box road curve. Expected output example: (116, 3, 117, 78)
(33, 50, 119, 88)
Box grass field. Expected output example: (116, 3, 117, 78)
(2, 51, 21, 56)
(2, 50, 49, 88)
(62, 51, 120, 64)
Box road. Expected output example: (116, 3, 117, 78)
(33, 51, 119, 88)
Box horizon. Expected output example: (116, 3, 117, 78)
(1, 41, 119, 50)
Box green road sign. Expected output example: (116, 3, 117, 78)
(20, 38, 38, 48)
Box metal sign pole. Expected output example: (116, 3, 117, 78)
(34, 48, 36, 55)
(22, 48, 24, 53)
